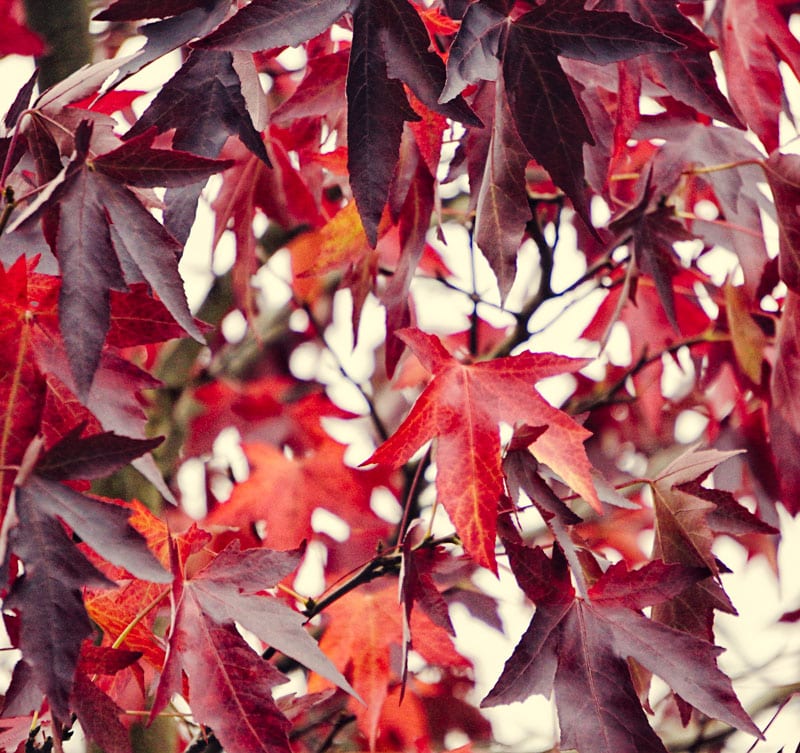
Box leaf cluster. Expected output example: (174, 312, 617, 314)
(1, 1, 799, 753)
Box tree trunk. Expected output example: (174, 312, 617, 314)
(23, 0, 92, 90)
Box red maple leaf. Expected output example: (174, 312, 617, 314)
(367, 328, 599, 571)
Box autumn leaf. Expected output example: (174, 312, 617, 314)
(207, 438, 395, 570)
(608, 177, 697, 330)
(597, 0, 741, 127)
(122, 48, 267, 242)
(483, 544, 760, 753)
(473, 74, 531, 298)
(2, 431, 169, 722)
(765, 152, 800, 295)
(196, 0, 479, 244)
(312, 583, 468, 749)
(718, 0, 800, 152)
(444, 0, 680, 223)
(367, 328, 599, 571)
(152, 540, 356, 753)
(7, 121, 210, 398)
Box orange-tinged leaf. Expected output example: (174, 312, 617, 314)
(311, 584, 468, 749)
(290, 200, 371, 278)
(367, 329, 599, 571)
(724, 282, 766, 384)
(207, 438, 394, 568)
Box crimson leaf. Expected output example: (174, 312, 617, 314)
(8, 121, 205, 399)
(196, 0, 480, 244)
(446, 0, 680, 224)
(483, 545, 760, 753)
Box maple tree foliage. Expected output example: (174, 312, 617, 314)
(2, 0, 800, 752)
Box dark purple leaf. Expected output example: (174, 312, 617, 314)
(126, 50, 269, 166)
(36, 425, 163, 481)
(4, 488, 113, 722)
(194, 0, 350, 51)
(4, 70, 38, 129)
(188, 544, 354, 694)
(597, 0, 741, 126)
(502, 29, 595, 223)
(474, 76, 531, 297)
(111, 0, 231, 83)
(93, 128, 234, 187)
(95, 0, 218, 21)
(8, 120, 203, 398)
(346, 2, 420, 244)
(441, 0, 507, 102)
(22, 476, 170, 582)
(515, 1, 680, 63)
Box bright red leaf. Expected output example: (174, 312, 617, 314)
(367, 328, 599, 571)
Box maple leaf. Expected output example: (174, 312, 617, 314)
(596, 0, 741, 127)
(123, 48, 270, 242)
(2, 431, 170, 723)
(97, 0, 231, 88)
(311, 583, 469, 749)
(72, 672, 132, 753)
(95, 0, 214, 20)
(206, 438, 395, 571)
(483, 544, 760, 753)
(717, 0, 800, 152)
(765, 151, 800, 295)
(444, 0, 680, 224)
(366, 328, 599, 572)
(162, 600, 293, 753)
(152, 540, 356, 753)
(608, 177, 697, 330)
(769, 290, 800, 514)
(473, 75, 532, 298)
(648, 446, 743, 645)
(195, 0, 479, 244)
(92, 127, 234, 187)
(0, 257, 53, 506)
(6, 121, 213, 398)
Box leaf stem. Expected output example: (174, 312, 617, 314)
(396, 445, 431, 544)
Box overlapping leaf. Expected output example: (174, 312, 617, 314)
(124, 48, 269, 242)
(367, 328, 599, 571)
(483, 544, 760, 753)
(718, 0, 800, 152)
(196, 0, 479, 244)
(312, 583, 468, 748)
(444, 0, 680, 224)
(152, 541, 356, 753)
(2, 430, 169, 722)
(597, 0, 741, 127)
(7, 121, 217, 398)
